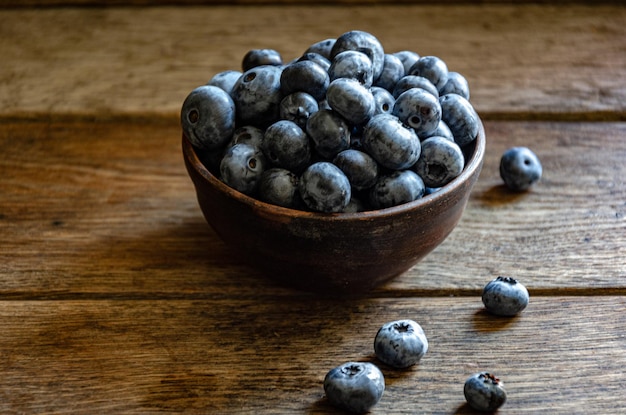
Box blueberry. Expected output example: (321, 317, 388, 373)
(408, 55, 449, 91)
(374, 319, 428, 369)
(296, 52, 331, 72)
(369, 170, 425, 209)
(392, 75, 439, 99)
(280, 60, 329, 101)
(482, 276, 530, 316)
(422, 120, 455, 142)
(220, 143, 267, 195)
(331, 30, 385, 82)
(499, 147, 542, 191)
(181, 85, 236, 150)
(439, 93, 479, 147)
(262, 120, 311, 173)
(370, 86, 395, 115)
(279, 92, 319, 131)
(258, 167, 300, 208)
(343, 197, 367, 213)
(464, 372, 507, 412)
(299, 162, 351, 213)
(439, 71, 470, 100)
(329, 50, 374, 87)
(241, 48, 282, 71)
(304, 38, 336, 60)
(392, 50, 420, 75)
(306, 109, 351, 159)
(323, 362, 385, 414)
(231, 65, 283, 128)
(374, 53, 405, 92)
(207, 70, 242, 95)
(333, 149, 379, 191)
(326, 78, 376, 126)
(413, 136, 465, 188)
(392, 87, 442, 138)
(363, 113, 421, 170)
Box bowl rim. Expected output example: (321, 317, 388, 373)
(183, 118, 485, 222)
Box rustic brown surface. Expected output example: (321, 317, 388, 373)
(1, 2, 625, 414)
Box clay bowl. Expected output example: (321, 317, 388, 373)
(183, 119, 485, 294)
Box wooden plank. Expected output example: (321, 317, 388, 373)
(0, 5, 624, 120)
(1, 121, 624, 297)
(0, 296, 623, 413)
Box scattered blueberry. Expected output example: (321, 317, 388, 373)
(374, 319, 428, 369)
(299, 162, 351, 213)
(324, 361, 385, 414)
(464, 372, 507, 412)
(499, 147, 542, 191)
(181, 85, 236, 151)
(413, 136, 465, 188)
(482, 276, 530, 316)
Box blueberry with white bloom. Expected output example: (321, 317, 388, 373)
(220, 143, 267, 195)
(393, 87, 442, 137)
(422, 120, 455, 142)
(413, 136, 465, 188)
(343, 197, 367, 213)
(262, 120, 311, 173)
(280, 60, 329, 101)
(392, 50, 420, 75)
(231, 65, 283, 128)
(207, 70, 242, 95)
(408, 55, 449, 91)
(392, 75, 439, 99)
(374, 53, 405, 92)
(241, 48, 282, 71)
(299, 162, 351, 213)
(326, 78, 376, 126)
(324, 362, 385, 414)
(363, 113, 421, 170)
(258, 168, 300, 208)
(304, 38, 336, 60)
(369, 170, 425, 209)
(482, 276, 530, 316)
(306, 109, 351, 159)
(329, 50, 374, 87)
(439, 71, 470, 100)
(331, 30, 385, 81)
(279, 92, 319, 131)
(296, 52, 331, 72)
(439, 93, 479, 146)
(181, 85, 236, 150)
(374, 319, 428, 369)
(500, 147, 542, 191)
(370, 86, 395, 115)
(464, 372, 507, 412)
(333, 149, 379, 191)
(225, 125, 265, 152)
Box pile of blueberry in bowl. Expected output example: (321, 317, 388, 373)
(181, 30, 485, 293)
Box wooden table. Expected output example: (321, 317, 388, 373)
(1, 2, 625, 413)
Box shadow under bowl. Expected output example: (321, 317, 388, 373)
(183, 119, 485, 294)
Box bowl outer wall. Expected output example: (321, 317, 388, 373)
(182, 120, 485, 293)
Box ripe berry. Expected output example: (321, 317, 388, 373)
(324, 362, 385, 414)
(482, 276, 530, 316)
(464, 372, 507, 412)
(499, 147, 542, 191)
(374, 319, 428, 369)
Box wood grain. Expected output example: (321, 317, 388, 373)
(1, 120, 624, 298)
(0, 297, 624, 413)
(0, 4, 624, 121)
